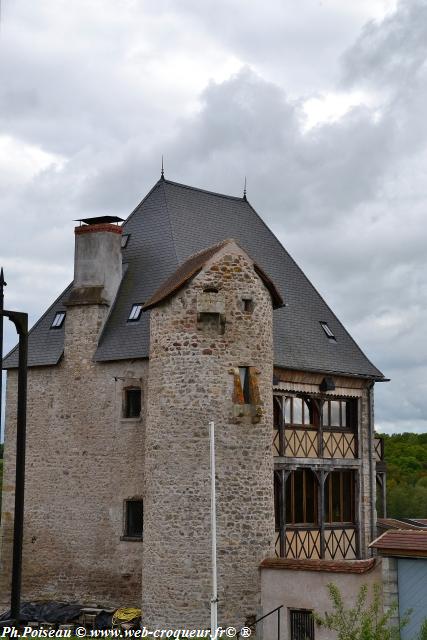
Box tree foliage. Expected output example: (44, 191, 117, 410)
(314, 583, 408, 640)
(377, 433, 427, 518)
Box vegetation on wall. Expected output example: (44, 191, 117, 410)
(379, 433, 427, 519)
(315, 582, 427, 640)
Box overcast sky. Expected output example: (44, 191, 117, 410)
(1, 0, 426, 435)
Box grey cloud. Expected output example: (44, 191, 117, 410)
(342, 0, 427, 90)
(1, 0, 427, 435)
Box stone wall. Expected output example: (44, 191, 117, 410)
(0, 303, 147, 607)
(142, 242, 275, 629)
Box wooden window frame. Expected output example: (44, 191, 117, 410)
(322, 399, 357, 432)
(284, 396, 320, 429)
(324, 470, 355, 524)
(285, 469, 318, 527)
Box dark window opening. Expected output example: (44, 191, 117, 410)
(325, 470, 354, 524)
(203, 286, 219, 293)
(51, 311, 66, 329)
(121, 234, 130, 248)
(320, 321, 336, 341)
(242, 297, 254, 313)
(239, 367, 251, 404)
(125, 500, 143, 538)
(290, 610, 315, 640)
(128, 304, 143, 322)
(285, 469, 318, 526)
(124, 388, 141, 418)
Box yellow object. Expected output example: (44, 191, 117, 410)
(112, 607, 142, 625)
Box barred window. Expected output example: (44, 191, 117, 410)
(290, 609, 315, 640)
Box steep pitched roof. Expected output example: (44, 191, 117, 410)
(142, 238, 284, 311)
(3, 178, 384, 379)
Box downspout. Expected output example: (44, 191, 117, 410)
(367, 381, 376, 547)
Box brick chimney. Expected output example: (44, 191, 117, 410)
(66, 216, 123, 307)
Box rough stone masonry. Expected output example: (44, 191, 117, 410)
(142, 241, 276, 628)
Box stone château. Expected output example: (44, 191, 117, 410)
(1, 176, 387, 638)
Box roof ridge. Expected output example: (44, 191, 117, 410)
(124, 179, 164, 226)
(163, 179, 245, 202)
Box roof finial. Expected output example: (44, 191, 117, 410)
(243, 176, 247, 201)
(161, 155, 165, 180)
(0, 267, 6, 288)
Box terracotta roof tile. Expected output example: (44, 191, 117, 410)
(260, 558, 377, 574)
(370, 530, 427, 557)
(142, 238, 283, 311)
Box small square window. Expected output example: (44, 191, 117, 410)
(128, 304, 143, 322)
(121, 234, 130, 249)
(124, 387, 141, 418)
(290, 609, 315, 640)
(242, 297, 254, 313)
(51, 312, 65, 329)
(124, 500, 143, 538)
(320, 321, 336, 340)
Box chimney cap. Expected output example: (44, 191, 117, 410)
(75, 215, 124, 226)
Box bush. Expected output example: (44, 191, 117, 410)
(314, 583, 409, 640)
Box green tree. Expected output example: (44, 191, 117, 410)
(314, 583, 409, 640)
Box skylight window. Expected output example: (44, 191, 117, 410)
(128, 304, 143, 322)
(51, 312, 65, 329)
(121, 234, 130, 249)
(320, 321, 336, 341)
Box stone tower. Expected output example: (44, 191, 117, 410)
(142, 239, 283, 629)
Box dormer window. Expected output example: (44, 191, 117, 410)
(121, 234, 130, 249)
(51, 312, 65, 329)
(320, 321, 336, 341)
(128, 304, 143, 322)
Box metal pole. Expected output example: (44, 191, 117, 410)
(1, 308, 28, 623)
(209, 421, 218, 635)
(11, 316, 28, 621)
(0, 268, 6, 441)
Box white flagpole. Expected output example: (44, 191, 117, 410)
(209, 421, 218, 636)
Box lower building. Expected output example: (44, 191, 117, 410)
(371, 529, 427, 640)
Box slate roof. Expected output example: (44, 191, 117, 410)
(142, 238, 283, 311)
(377, 518, 427, 531)
(3, 178, 384, 379)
